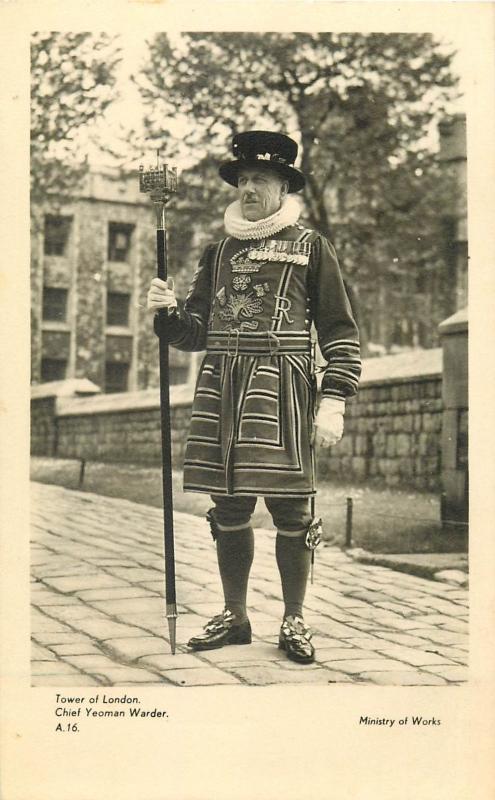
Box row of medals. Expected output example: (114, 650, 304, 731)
(231, 240, 311, 272)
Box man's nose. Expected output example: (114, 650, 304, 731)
(242, 179, 256, 193)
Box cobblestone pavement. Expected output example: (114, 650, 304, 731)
(31, 482, 469, 687)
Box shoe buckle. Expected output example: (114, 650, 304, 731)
(204, 609, 235, 634)
(282, 616, 312, 642)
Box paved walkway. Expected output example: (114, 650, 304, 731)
(31, 482, 469, 687)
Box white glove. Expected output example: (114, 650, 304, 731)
(315, 397, 345, 448)
(147, 277, 177, 313)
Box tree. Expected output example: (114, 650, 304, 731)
(136, 33, 460, 349)
(31, 32, 121, 205)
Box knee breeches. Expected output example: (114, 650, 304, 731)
(210, 494, 312, 536)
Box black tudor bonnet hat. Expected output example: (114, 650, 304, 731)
(218, 130, 305, 193)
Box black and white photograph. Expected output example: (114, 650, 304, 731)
(29, 27, 469, 688)
(1, 2, 494, 799)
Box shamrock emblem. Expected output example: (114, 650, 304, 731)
(253, 282, 270, 297)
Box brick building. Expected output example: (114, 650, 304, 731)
(31, 169, 191, 392)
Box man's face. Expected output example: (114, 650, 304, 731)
(237, 167, 289, 221)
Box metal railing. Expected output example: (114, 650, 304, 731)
(321, 496, 468, 551)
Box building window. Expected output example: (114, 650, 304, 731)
(108, 223, 133, 262)
(41, 358, 67, 382)
(42, 287, 68, 322)
(105, 362, 129, 393)
(106, 292, 130, 327)
(44, 215, 72, 256)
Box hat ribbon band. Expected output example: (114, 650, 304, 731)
(238, 153, 289, 165)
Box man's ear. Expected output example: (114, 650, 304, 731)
(280, 180, 289, 200)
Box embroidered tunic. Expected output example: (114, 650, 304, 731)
(155, 224, 361, 497)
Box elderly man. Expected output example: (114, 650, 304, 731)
(147, 131, 360, 664)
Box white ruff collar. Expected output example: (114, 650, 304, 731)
(224, 195, 301, 240)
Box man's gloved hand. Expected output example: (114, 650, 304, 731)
(147, 277, 177, 313)
(315, 397, 345, 448)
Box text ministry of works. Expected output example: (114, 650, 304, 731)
(359, 716, 441, 727)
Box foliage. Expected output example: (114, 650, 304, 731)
(136, 32, 461, 349)
(31, 32, 121, 206)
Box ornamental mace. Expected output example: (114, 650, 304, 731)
(139, 153, 179, 654)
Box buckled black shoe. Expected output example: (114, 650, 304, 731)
(187, 609, 252, 651)
(278, 615, 315, 664)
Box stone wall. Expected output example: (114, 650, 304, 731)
(55, 386, 193, 467)
(316, 375, 442, 491)
(31, 396, 58, 457)
(30, 379, 102, 458)
(439, 308, 468, 519)
(31, 350, 444, 491)
(317, 349, 443, 491)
